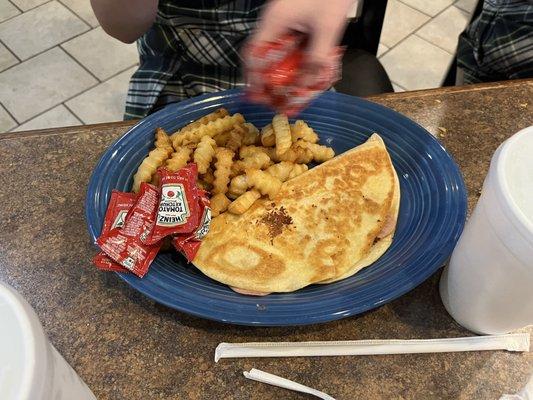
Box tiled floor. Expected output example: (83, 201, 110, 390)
(0, 0, 138, 132)
(0, 0, 477, 133)
(379, 0, 476, 91)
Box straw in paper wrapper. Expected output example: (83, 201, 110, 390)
(215, 333, 530, 361)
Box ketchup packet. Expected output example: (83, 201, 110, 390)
(100, 190, 137, 234)
(93, 190, 137, 273)
(192, 189, 211, 241)
(97, 183, 162, 277)
(93, 252, 129, 272)
(173, 240, 202, 262)
(141, 164, 200, 245)
(244, 33, 344, 116)
(172, 189, 211, 262)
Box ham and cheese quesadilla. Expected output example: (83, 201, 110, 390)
(193, 134, 399, 293)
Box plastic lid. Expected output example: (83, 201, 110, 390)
(498, 125, 533, 235)
(0, 284, 36, 400)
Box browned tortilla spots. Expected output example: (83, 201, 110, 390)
(260, 206, 293, 239)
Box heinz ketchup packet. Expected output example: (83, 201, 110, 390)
(93, 191, 137, 273)
(173, 240, 202, 262)
(100, 190, 137, 235)
(141, 164, 201, 245)
(172, 190, 211, 262)
(97, 183, 161, 277)
(93, 252, 128, 272)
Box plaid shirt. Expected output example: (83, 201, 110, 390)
(125, 0, 265, 119)
(457, 0, 533, 84)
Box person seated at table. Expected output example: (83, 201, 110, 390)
(90, 0, 355, 119)
(456, 0, 532, 84)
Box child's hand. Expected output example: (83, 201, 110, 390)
(248, 0, 355, 84)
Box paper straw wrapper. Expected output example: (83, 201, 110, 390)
(244, 368, 335, 400)
(215, 333, 530, 362)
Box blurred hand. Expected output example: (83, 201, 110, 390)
(248, 0, 355, 84)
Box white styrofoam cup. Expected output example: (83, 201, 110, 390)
(440, 125, 533, 334)
(0, 282, 96, 400)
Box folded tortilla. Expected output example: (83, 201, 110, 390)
(319, 157, 400, 284)
(193, 134, 399, 293)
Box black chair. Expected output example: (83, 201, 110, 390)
(335, 0, 394, 97)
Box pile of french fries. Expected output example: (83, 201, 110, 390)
(131, 108, 335, 217)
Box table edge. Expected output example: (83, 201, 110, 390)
(1, 79, 530, 141)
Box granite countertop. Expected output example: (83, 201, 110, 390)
(0, 80, 532, 399)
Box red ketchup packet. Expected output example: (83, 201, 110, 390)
(141, 164, 201, 245)
(93, 190, 137, 273)
(172, 189, 211, 262)
(244, 33, 344, 116)
(97, 183, 162, 278)
(101, 190, 138, 233)
(93, 252, 129, 272)
(174, 240, 202, 263)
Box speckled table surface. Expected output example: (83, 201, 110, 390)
(1, 80, 531, 400)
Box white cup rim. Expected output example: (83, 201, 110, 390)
(495, 125, 533, 237)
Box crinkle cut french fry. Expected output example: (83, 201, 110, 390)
(295, 140, 335, 162)
(274, 146, 297, 163)
(227, 190, 261, 215)
(239, 145, 270, 159)
(171, 108, 229, 147)
(239, 145, 276, 162)
(293, 145, 314, 164)
(173, 113, 244, 147)
(273, 143, 313, 163)
(228, 175, 249, 199)
(166, 147, 193, 172)
(193, 135, 217, 174)
(232, 152, 271, 175)
(150, 128, 173, 186)
(132, 147, 170, 193)
(246, 168, 282, 200)
(213, 130, 231, 147)
(176, 108, 229, 135)
(155, 127, 174, 154)
(272, 114, 292, 156)
(211, 193, 231, 217)
(188, 114, 244, 145)
(213, 147, 234, 194)
(242, 123, 260, 145)
(265, 161, 295, 182)
(288, 163, 308, 179)
(260, 124, 276, 147)
(226, 125, 244, 152)
(291, 120, 319, 143)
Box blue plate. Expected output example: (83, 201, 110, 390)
(86, 89, 467, 326)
